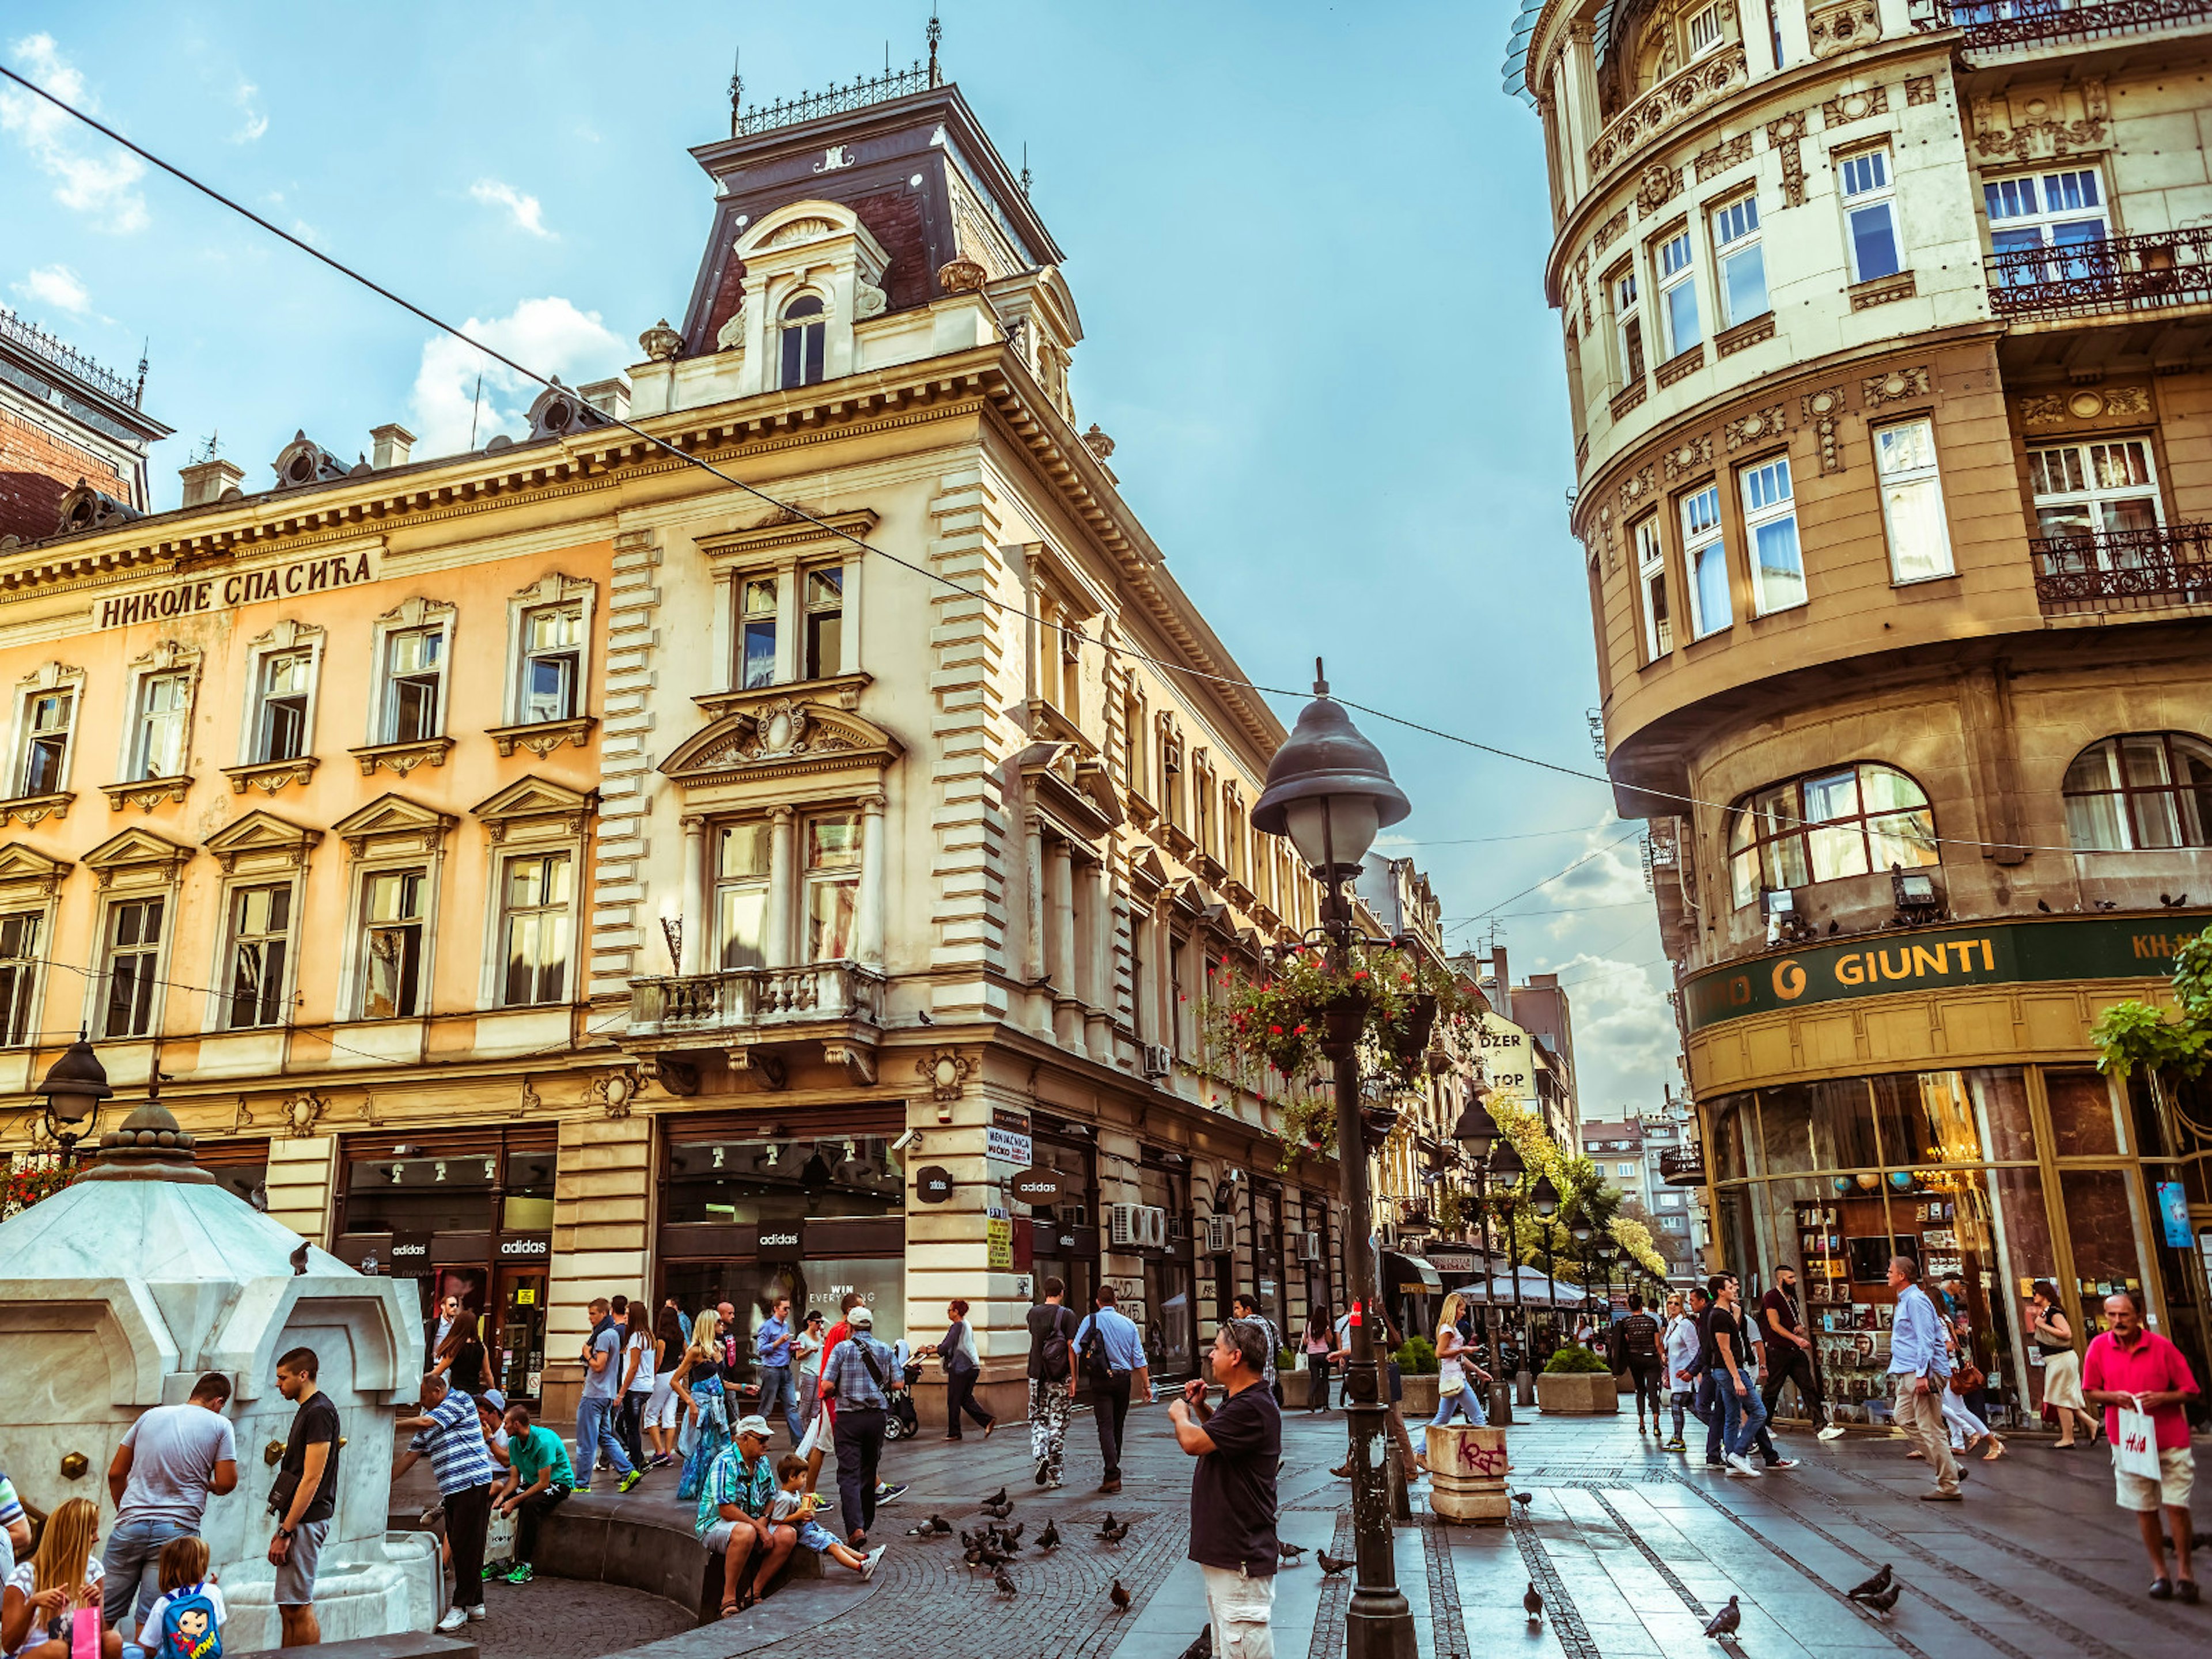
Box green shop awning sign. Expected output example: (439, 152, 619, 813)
(1682, 914, 2207, 1034)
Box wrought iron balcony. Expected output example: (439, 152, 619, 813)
(628, 960, 885, 1036)
(1923, 0, 2212, 54)
(1987, 227, 2212, 321)
(1658, 1145, 1706, 1187)
(2032, 522, 2212, 612)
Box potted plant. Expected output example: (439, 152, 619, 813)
(1536, 1344, 1619, 1415)
(1393, 1335, 1440, 1416)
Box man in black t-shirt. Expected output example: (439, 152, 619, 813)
(1618, 1294, 1664, 1433)
(270, 1346, 340, 1647)
(1759, 1267, 1833, 1437)
(1172, 1319, 1281, 1658)
(1025, 1278, 1080, 1489)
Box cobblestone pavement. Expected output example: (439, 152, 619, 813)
(469, 1575, 694, 1659)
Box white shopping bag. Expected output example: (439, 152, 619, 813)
(2113, 1406, 2161, 1481)
(796, 1406, 822, 1460)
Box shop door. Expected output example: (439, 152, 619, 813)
(494, 1265, 548, 1403)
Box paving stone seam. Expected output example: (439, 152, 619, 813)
(1584, 1488, 1746, 1657)
(1305, 1512, 1354, 1659)
(1419, 1514, 1469, 1659)
(1814, 1458, 2206, 1642)
(1507, 1509, 1601, 1659)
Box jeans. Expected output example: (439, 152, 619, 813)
(1697, 1370, 1724, 1462)
(575, 1392, 634, 1481)
(103, 1516, 192, 1630)
(1430, 1379, 1487, 1426)
(945, 1368, 992, 1435)
(757, 1363, 801, 1441)
(1305, 1353, 1332, 1411)
(1092, 1372, 1133, 1480)
(1713, 1366, 1768, 1459)
(618, 1389, 647, 1467)
(833, 1405, 888, 1535)
(1627, 1359, 1664, 1424)
(513, 1484, 570, 1564)
(1762, 1344, 1823, 1423)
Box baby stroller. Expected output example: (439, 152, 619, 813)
(884, 1358, 924, 1440)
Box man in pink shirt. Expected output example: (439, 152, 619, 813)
(2081, 1291, 2200, 1603)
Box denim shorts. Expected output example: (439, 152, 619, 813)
(795, 1520, 840, 1554)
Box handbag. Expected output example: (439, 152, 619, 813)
(1949, 1358, 1984, 1396)
(2113, 1406, 2162, 1481)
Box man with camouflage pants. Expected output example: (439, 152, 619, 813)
(1026, 1278, 1078, 1487)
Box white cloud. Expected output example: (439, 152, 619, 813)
(14, 263, 90, 314)
(408, 297, 622, 459)
(469, 178, 552, 239)
(1550, 950, 1680, 1112)
(0, 33, 149, 232)
(232, 78, 267, 143)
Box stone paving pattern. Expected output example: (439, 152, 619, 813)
(399, 1400, 2208, 1658)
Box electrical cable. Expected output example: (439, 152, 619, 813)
(0, 63, 2100, 866)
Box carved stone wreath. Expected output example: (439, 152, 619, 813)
(917, 1049, 973, 1101)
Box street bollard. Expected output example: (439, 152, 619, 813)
(1516, 1368, 1535, 1407)
(1425, 1424, 1509, 1524)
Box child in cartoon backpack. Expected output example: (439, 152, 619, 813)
(128, 1537, 223, 1659)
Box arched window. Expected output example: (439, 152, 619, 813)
(2062, 732, 2212, 851)
(1726, 762, 1938, 907)
(779, 294, 826, 389)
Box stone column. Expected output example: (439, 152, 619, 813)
(1086, 860, 1115, 1060)
(1047, 838, 1079, 1046)
(1776, 0, 1812, 70)
(766, 805, 796, 968)
(679, 816, 707, 975)
(1559, 26, 1598, 199)
(1744, 0, 1779, 78)
(1022, 810, 1047, 984)
(856, 792, 888, 966)
(543, 1111, 653, 1430)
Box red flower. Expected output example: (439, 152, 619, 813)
(1353, 969, 1368, 980)
(1294, 1024, 1308, 1035)
(1269, 1024, 1283, 1035)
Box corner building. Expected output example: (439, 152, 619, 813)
(1508, 0, 2212, 1426)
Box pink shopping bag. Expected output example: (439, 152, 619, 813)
(70, 1605, 102, 1659)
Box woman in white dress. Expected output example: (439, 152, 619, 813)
(2028, 1281, 2099, 1448)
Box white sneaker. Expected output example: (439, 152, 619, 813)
(1726, 1453, 1763, 1478)
(860, 1546, 887, 1581)
(437, 1608, 468, 1633)
(1817, 1425, 1847, 1442)
(466, 1606, 487, 1622)
(1767, 1457, 1800, 1471)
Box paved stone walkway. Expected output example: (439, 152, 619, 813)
(397, 1400, 2208, 1658)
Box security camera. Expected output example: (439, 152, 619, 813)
(891, 1128, 919, 1153)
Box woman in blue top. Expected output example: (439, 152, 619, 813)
(673, 1310, 733, 1502)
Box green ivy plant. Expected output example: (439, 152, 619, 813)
(2091, 925, 2212, 1084)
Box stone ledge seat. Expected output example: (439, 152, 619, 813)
(234, 1637, 477, 1659)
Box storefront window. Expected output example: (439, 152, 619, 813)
(1755, 1080, 1869, 1173)
(2046, 1069, 2123, 1157)
(1872, 1069, 2024, 1166)
(2058, 1167, 2151, 1340)
(661, 1132, 904, 1224)
(1806, 1079, 1880, 1172)
(344, 1149, 499, 1234)
(1711, 1094, 1752, 1179)
(1138, 1160, 1195, 1379)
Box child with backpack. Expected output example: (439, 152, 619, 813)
(130, 1536, 222, 1659)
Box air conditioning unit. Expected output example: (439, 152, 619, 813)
(1141, 1043, 1173, 1080)
(1108, 1202, 1139, 1247)
(1141, 1206, 1168, 1248)
(1203, 1214, 1234, 1255)
(1296, 1230, 1323, 1263)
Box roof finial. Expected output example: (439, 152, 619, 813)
(1020, 142, 1032, 195)
(1315, 656, 1329, 697)
(134, 337, 148, 408)
(729, 46, 744, 137)
(927, 3, 942, 85)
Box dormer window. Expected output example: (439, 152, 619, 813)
(780, 294, 827, 389)
(1686, 5, 1723, 56)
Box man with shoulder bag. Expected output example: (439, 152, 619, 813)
(1075, 1287, 1149, 1495)
(819, 1306, 904, 1546)
(267, 1347, 340, 1647)
(1026, 1278, 1080, 1489)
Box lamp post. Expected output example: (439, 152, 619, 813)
(36, 1033, 113, 1166)
(1488, 1134, 1526, 1390)
(1527, 1173, 1560, 1335)
(1449, 1091, 1514, 1427)
(1253, 662, 1415, 1659)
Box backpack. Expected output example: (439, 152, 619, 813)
(1037, 1305, 1076, 1382)
(1079, 1316, 1113, 1385)
(160, 1584, 222, 1659)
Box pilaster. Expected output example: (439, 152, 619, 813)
(589, 528, 661, 996)
(264, 1132, 338, 1243)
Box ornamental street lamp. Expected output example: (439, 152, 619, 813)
(1449, 1089, 1513, 1426)
(1253, 662, 1414, 1659)
(36, 1033, 113, 1165)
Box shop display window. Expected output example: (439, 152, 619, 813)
(1711, 1094, 1752, 1180)
(2058, 1167, 2152, 1339)
(344, 1149, 499, 1235)
(1805, 1080, 1880, 1172)
(1755, 1080, 1872, 1173)
(2046, 1069, 2123, 1157)
(662, 1131, 904, 1224)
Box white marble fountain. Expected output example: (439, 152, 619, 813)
(0, 1097, 439, 1648)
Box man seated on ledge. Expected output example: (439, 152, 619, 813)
(694, 1415, 794, 1618)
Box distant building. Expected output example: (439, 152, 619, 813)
(0, 307, 169, 546)
(1585, 1100, 1698, 1281)
(1462, 946, 1580, 1147)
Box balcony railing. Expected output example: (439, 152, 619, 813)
(629, 960, 885, 1034)
(1923, 0, 2212, 52)
(1658, 1145, 1706, 1186)
(1987, 227, 2212, 320)
(2032, 522, 2212, 612)
(0, 305, 142, 406)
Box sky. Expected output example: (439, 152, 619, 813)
(0, 2, 1679, 1120)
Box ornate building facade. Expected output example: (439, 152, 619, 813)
(1508, 0, 2212, 1425)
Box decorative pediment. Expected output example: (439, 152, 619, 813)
(1018, 741, 1122, 845)
(472, 774, 597, 841)
(1126, 844, 1170, 900)
(204, 810, 323, 874)
(694, 507, 878, 564)
(331, 791, 457, 858)
(374, 596, 456, 630)
(82, 826, 194, 887)
(661, 699, 900, 787)
(0, 842, 70, 894)
(127, 638, 201, 675)
(17, 661, 82, 692)
(247, 618, 323, 652)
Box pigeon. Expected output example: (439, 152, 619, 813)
(1175, 1630, 1212, 1659)
(1524, 1581, 1544, 1622)
(1859, 1581, 1902, 1618)
(1703, 1596, 1741, 1639)
(289, 1240, 311, 1276)
(1845, 1564, 1893, 1601)
(1277, 1540, 1307, 1565)
(1109, 1578, 1131, 1613)
(1828, 919, 1842, 934)
(963, 1547, 984, 1570)
(983, 1487, 1007, 1508)
(2037, 899, 2052, 913)
(1096, 1512, 1119, 1536)
(1512, 1491, 1532, 1510)
(982, 1500, 1014, 1521)
(1002, 1521, 1025, 1544)
(1101, 1517, 1131, 1544)
(994, 1569, 1018, 1598)
(1036, 1520, 1061, 1552)
(907, 1516, 953, 1538)
(1316, 1551, 1354, 1578)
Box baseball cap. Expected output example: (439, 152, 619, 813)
(734, 1414, 772, 1440)
(849, 1305, 874, 1328)
(479, 1388, 507, 1415)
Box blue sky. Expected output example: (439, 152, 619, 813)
(0, 2, 1676, 1120)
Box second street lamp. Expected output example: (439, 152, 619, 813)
(1253, 662, 1414, 1659)
(1449, 1089, 1513, 1426)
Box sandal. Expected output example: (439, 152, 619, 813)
(1982, 1438, 2005, 1461)
(720, 1601, 742, 1620)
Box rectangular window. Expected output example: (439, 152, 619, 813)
(1162, 741, 1184, 828)
(0, 912, 38, 1045)
(360, 869, 426, 1020)
(1874, 418, 1955, 581)
(805, 812, 861, 961)
(1225, 799, 1247, 885)
(1711, 194, 1768, 327)
(19, 689, 72, 796)
(1058, 617, 1082, 722)
(1687, 3, 1723, 54)
(1986, 166, 2108, 284)
(739, 577, 778, 691)
(1124, 691, 1148, 796)
(1681, 484, 1732, 638)
(1612, 267, 1645, 386)
(802, 567, 843, 680)
(518, 604, 582, 724)
(1657, 230, 1700, 358)
(1195, 776, 1215, 862)
(383, 628, 444, 744)
(102, 896, 164, 1039)
(132, 672, 190, 781)
(715, 822, 771, 970)
(255, 652, 312, 763)
(1740, 456, 1805, 614)
(2029, 439, 2161, 540)
(1840, 149, 1903, 282)
(226, 882, 291, 1030)
(500, 851, 572, 1006)
(1634, 515, 1672, 660)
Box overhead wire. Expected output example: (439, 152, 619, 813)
(0, 65, 2101, 869)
